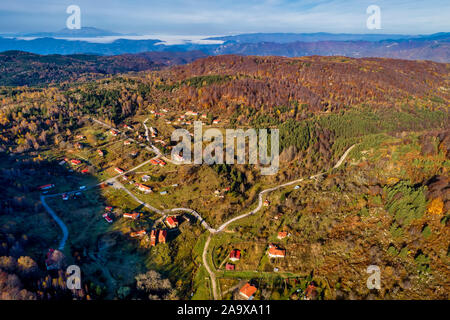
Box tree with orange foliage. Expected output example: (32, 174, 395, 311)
(428, 198, 444, 215)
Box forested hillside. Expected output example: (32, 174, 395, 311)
(0, 50, 207, 86)
(0, 54, 448, 300)
(167, 55, 448, 112)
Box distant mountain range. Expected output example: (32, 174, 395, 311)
(211, 36, 450, 63)
(3, 27, 125, 38)
(0, 37, 166, 55)
(0, 30, 448, 62)
(206, 32, 445, 43)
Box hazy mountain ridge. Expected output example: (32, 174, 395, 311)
(0, 32, 448, 62)
(18, 27, 124, 38)
(206, 32, 446, 43)
(211, 38, 450, 63)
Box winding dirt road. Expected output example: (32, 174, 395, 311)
(40, 195, 69, 250)
(40, 116, 355, 300)
(201, 144, 355, 300)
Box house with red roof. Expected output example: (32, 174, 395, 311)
(229, 249, 241, 262)
(185, 111, 198, 116)
(166, 216, 178, 229)
(38, 184, 55, 191)
(114, 167, 124, 174)
(71, 159, 81, 165)
(158, 230, 167, 244)
(130, 230, 146, 238)
(102, 213, 113, 223)
(277, 231, 288, 240)
(239, 283, 257, 300)
(267, 244, 286, 258)
(150, 229, 157, 246)
(136, 183, 152, 193)
(225, 263, 235, 271)
(154, 139, 166, 146)
(123, 212, 140, 220)
(154, 159, 166, 166)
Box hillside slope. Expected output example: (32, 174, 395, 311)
(0, 55, 448, 300)
(165, 55, 449, 113)
(0, 50, 207, 86)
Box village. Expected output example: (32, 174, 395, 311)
(36, 108, 324, 301)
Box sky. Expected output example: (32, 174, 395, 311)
(0, 0, 449, 35)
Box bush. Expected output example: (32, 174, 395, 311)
(421, 225, 432, 239)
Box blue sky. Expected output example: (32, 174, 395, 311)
(0, 0, 449, 35)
